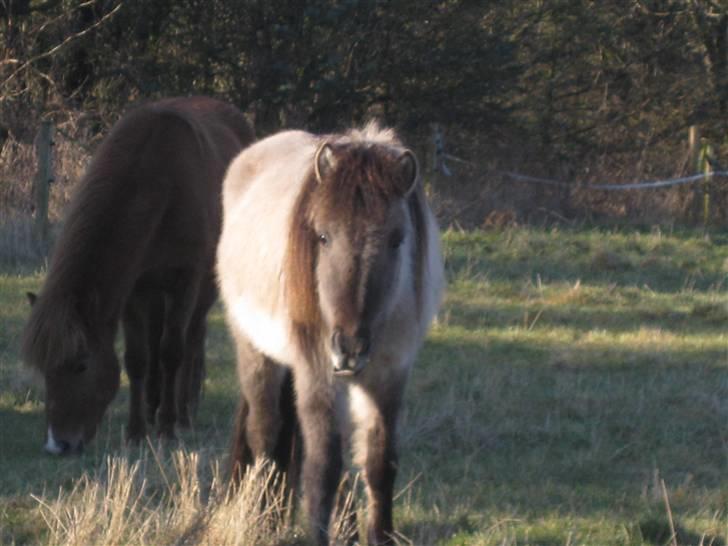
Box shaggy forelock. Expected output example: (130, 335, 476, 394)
(311, 144, 404, 226)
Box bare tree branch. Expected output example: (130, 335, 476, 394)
(0, 2, 122, 96)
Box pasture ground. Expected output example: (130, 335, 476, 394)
(2, 226, 728, 545)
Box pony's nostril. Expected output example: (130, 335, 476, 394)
(332, 328, 370, 359)
(357, 335, 370, 357)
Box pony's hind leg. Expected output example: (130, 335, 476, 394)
(122, 291, 153, 443)
(230, 395, 252, 481)
(233, 336, 289, 468)
(231, 337, 299, 525)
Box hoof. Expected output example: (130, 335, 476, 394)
(177, 412, 192, 428)
(126, 431, 147, 445)
(157, 423, 177, 441)
(126, 420, 147, 444)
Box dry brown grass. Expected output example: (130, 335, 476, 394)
(31, 446, 352, 546)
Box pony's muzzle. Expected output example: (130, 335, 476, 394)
(44, 427, 84, 456)
(331, 328, 370, 377)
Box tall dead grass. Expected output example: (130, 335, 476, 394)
(30, 445, 368, 546)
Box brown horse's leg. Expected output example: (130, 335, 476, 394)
(145, 294, 164, 425)
(175, 275, 215, 427)
(293, 372, 343, 546)
(174, 317, 203, 428)
(122, 292, 151, 443)
(157, 269, 199, 438)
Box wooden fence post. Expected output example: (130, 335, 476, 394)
(34, 120, 54, 246)
(688, 126, 702, 224)
(698, 140, 713, 230)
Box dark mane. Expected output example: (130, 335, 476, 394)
(21, 293, 87, 372)
(312, 145, 406, 223)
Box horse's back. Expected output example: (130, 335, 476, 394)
(222, 130, 316, 208)
(122, 97, 253, 270)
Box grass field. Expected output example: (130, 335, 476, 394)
(2, 225, 728, 545)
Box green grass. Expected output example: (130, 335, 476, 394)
(2, 225, 728, 545)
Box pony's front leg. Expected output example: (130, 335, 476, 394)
(294, 371, 343, 546)
(363, 415, 398, 545)
(356, 380, 406, 546)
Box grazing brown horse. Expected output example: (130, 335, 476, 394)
(22, 96, 255, 454)
(217, 123, 444, 545)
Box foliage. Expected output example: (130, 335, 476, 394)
(2, 2, 728, 225)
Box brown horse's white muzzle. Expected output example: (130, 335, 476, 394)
(331, 328, 370, 377)
(44, 427, 84, 456)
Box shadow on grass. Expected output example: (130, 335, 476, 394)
(403, 333, 728, 541)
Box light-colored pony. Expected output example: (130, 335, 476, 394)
(217, 123, 443, 545)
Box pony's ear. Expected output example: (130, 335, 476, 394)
(314, 142, 336, 184)
(26, 292, 37, 306)
(395, 149, 419, 196)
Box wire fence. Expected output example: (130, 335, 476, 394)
(499, 170, 728, 191)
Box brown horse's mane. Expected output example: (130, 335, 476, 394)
(284, 125, 428, 359)
(21, 101, 217, 372)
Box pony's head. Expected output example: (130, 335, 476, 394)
(23, 292, 120, 455)
(287, 128, 420, 376)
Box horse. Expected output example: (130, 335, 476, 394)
(21, 96, 255, 455)
(216, 123, 444, 545)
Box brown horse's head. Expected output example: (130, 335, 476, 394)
(23, 292, 120, 455)
(287, 131, 419, 376)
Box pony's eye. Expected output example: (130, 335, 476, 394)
(318, 233, 330, 246)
